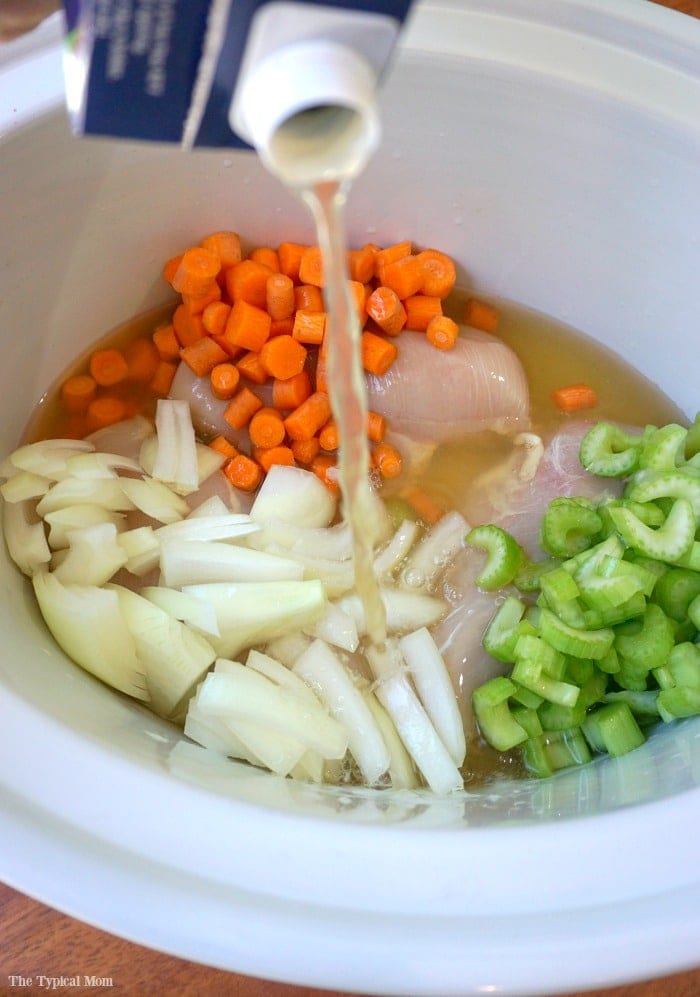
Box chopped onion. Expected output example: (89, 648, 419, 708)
(5, 439, 94, 479)
(160, 539, 304, 587)
(243, 649, 321, 707)
(155, 513, 259, 544)
(3, 499, 51, 576)
(373, 518, 421, 578)
(36, 477, 136, 516)
(119, 478, 189, 523)
(65, 452, 142, 479)
(304, 601, 359, 652)
(0, 470, 52, 503)
(141, 585, 221, 638)
(87, 415, 154, 459)
(152, 398, 199, 495)
(336, 588, 446, 636)
(44, 504, 126, 550)
(53, 523, 128, 586)
(263, 632, 313, 668)
(250, 465, 336, 528)
(262, 544, 354, 597)
(184, 700, 261, 765)
(250, 519, 352, 559)
(117, 526, 160, 576)
(400, 510, 469, 592)
(364, 691, 419, 790)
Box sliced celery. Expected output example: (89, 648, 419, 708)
(607, 498, 695, 563)
(472, 676, 528, 752)
(539, 497, 602, 559)
(522, 728, 591, 778)
(583, 701, 645, 756)
(539, 607, 614, 660)
(614, 603, 675, 672)
(579, 422, 643, 477)
(466, 524, 524, 590)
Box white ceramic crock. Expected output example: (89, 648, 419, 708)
(1, 3, 699, 995)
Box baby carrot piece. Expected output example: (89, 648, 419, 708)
(200, 231, 242, 268)
(310, 453, 339, 493)
(319, 419, 339, 452)
(125, 337, 160, 382)
(224, 386, 264, 430)
(226, 259, 274, 309)
(284, 391, 332, 441)
(426, 315, 459, 351)
(315, 353, 328, 392)
(271, 369, 312, 410)
(173, 304, 206, 346)
(162, 253, 183, 286)
(209, 435, 239, 460)
(171, 247, 221, 296)
(150, 361, 178, 396)
(380, 255, 424, 301)
(85, 395, 128, 433)
(294, 284, 324, 313)
(374, 241, 413, 283)
(182, 283, 222, 316)
(223, 454, 263, 492)
(210, 362, 240, 400)
(259, 334, 307, 380)
(551, 383, 599, 413)
(266, 273, 295, 321)
(298, 246, 324, 287)
(278, 242, 307, 283)
(416, 249, 457, 298)
(366, 410, 386, 443)
(464, 297, 499, 333)
(366, 286, 407, 336)
(348, 280, 367, 324)
(180, 336, 229, 377)
(224, 299, 272, 352)
(254, 446, 296, 472)
(372, 442, 403, 479)
(250, 246, 280, 272)
(210, 334, 242, 360)
(236, 351, 269, 385)
(292, 310, 326, 346)
(153, 324, 180, 362)
(348, 244, 376, 284)
(404, 295, 442, 332)
(61, 374, 97, 414)
(361, 330, 399, 376)
(291, 436, 321, 465)
(249, 407, 286, 449)
(400, 485, 444, 525)
(89, 348, 129, 387)
(270, 317, 295, 337)
(202, 300, 231, 338)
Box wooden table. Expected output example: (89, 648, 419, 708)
(2, 1, 700, 994)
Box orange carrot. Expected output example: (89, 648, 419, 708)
(310, 453, 339, 492)
(61, 374, 97, 414)
(416, 249, 457, 298)
(172, 303, 206, 346)
(223, 453, 263, 492)
(235, 351, 269, 386)
(225, 259, 274, 309)
(404, 295, 443, 332)
(401, 485, 445, 525)
(180, 336, 229, 377)
(361, 330, 398, 376)
(171, 247, 220, 296)
(259, 334, 307, 380)
(284, 391, 332, 441)
(224, 386, 264, 430)
(380, 254, 424, 300)
(149, 361, 178, 396)
(348, 280, 367, 324)
(249, 407, 286, 449)
(181, 283, 222, 316)
(319, 419, 339, 452)
(366, 286, 407, 336)
(426, 315, 459, 351)
(292, 309, 326, 346)
(314, 353, 328, 392)
(253, 445, 296, 472)
(266, 273, 295, 321)
(291, 436, 321, 465)
(269, 317, 295, 337)
(551, 383, 599, 413)
(85, 395, 128, 433)
(202, 300, 231, 338)
(372, 442, 403, 479)
(224, 299, 272, 352)
(374, 241, 412, 283)
(89, 348, 129, 387)
(366, 410, 385, 443)
(298, 246, 324, 287)
(162, 253, 183, 287)
(200, 231, 242, 268)
(153, 324, 181, 362)
(277, 242, 308, 283)
(348, 244, 376, 284)
(125, 337, 160, 382)
(294, 284, 324, 313)
(464, 297, 499, 333)
(209, 435, 239, 460)
(210, 362, 240, 400)
(271, 369, 312, 410)
(250, 246, 280, 272)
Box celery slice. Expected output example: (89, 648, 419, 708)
(582, 701, 645, 756)
(465, 524, 524, 590)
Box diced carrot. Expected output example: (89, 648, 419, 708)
(171, 247, 221, 296)
(361, 330, 398, 376)
(292, 309, 326, 346)
(236, 350, 269, 385)
(200, 231, 242, 268)
(210, 362, 240, 400)
(319, 418, 339, 452)
(372, 442, 403, 479)
(225, 259, 274, 309)
(181, 283, 222, 316)
(202, 300, 231, 338)
(416, 249, 457, 298)
(294, 284, 324, 313)
(61, 374, 97, 414)
(400, 485, 444, 525)
(291, 436, 321, 465)
(269, 317, 295, 337)
(259, 334, 307, 381)
(404, 295, 443, 332)
(348, 280, 367, 325)
(266, 273, 295, 321)
(223, 453, 263, 492)
(85, 395, 128, 433)
(224, 386, 264, 430)
(172, 303, 206, 346)
(310, 453, 339, 493)
(89, 348, 129, 387)
(149, 361, 178, 396)
(426, 315, 459, 351)
(278, 241, 308, 283)
(464, 297, 499, 333)
(124, 337, 160, 382)
(366, 286, 407, 336)
(180, 336, 229, 377)
(374, 241, 412, 283)
(284, 391, 332, 441)
(348, 244, 376, 284)
(314, 353, 328, 393)
(162, 253, 183, 286)
(249, 407, 286, 449)
(366, 410, 385, 443)
(209, 435, 239, 460)
(551, 383, 599, 413)
(380, 254, 424, 300)
(250, 246, 280, 272)
(254, 445, 296, 472)
(209, 333, 242, 360)
(153, 324, 180, 362)
(298, 245, 324, 287)
(271, 369, 312, 410)
(224, 299, 272, 352)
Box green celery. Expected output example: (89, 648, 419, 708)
(582, 701, 645, 756)
(638, 424, 688, 471)
(603, 689, 660, 718)
(653, 567, 700, 622)
(511, 705, 543, 738)
(540, 497, 603, 559)
(466, 524, 524, 590)
(482, 595, 530, 663)
(625, 468, 700, 518)
(538, 607, 614, 660)
(522, 728, 591, 778)
(472, 676, 528, 751)
(514, 557, 561, 592)
(657, 686, 700, 721)
(607, 498, 695, 563)
(614, 603, 675, 672)
(578, 422, 644, 477)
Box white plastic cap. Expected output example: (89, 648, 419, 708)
(230, 39, 381, 187)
